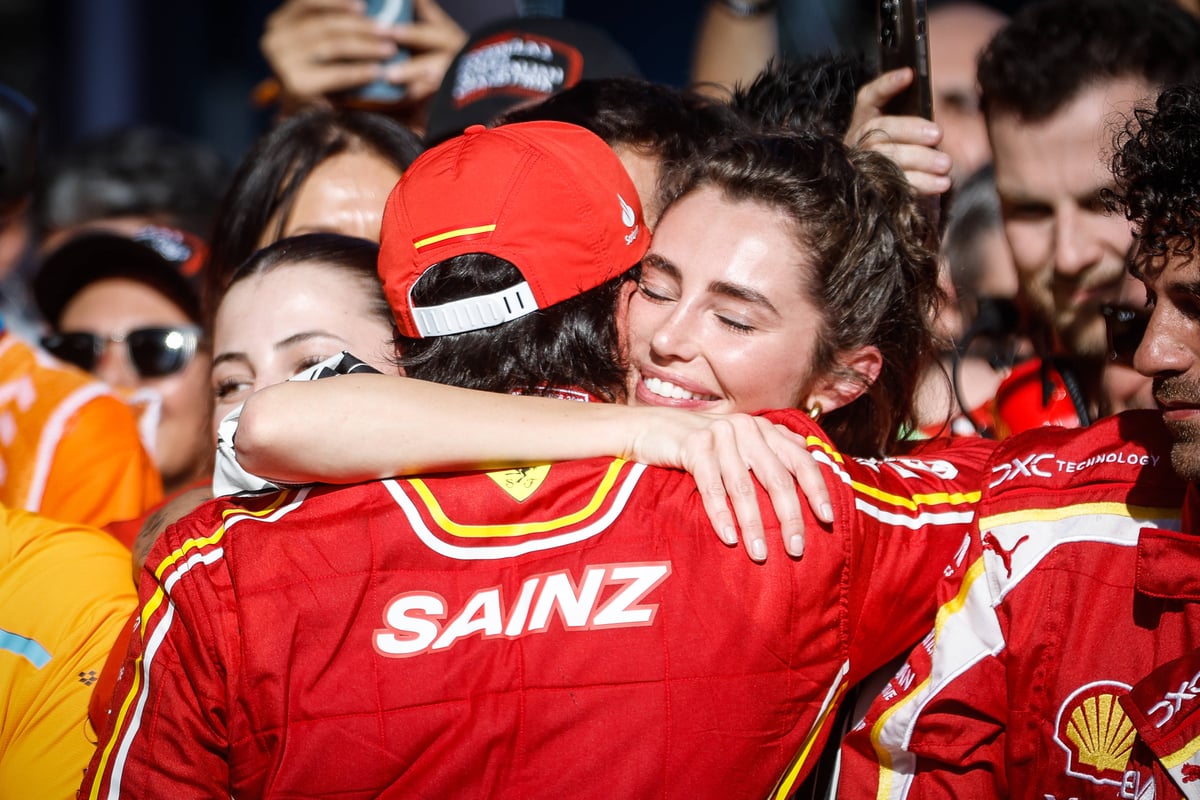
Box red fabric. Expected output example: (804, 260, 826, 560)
(82, 410, 992, 799)
(378, 122, 648, 338)
(992, 357, 1085, 437)
(841, 410, 1198, 799)
(1122, 640, 1200, 798)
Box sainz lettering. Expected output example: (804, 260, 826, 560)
(373, 562, 671, 658)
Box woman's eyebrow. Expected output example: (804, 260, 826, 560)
(708, 279, 779, 316)
(645, 250, 780, 315)
(211, 352, 249, 370)
(640, 252, 677, 277)
(274, 330, 345, 351)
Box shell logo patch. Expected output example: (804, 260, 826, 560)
(1054, 680, 1137, 786)
(487, 464, 551, 502)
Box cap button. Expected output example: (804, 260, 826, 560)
(464, 124, 487, 136)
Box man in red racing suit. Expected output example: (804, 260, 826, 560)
(837, 73, 1200, 800)
(83, 410, 989, 799)
(82, 120, 989, 799)
(839, 409, 1191, 799)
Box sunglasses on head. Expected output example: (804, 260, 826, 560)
(41, 326, 202, 379)
(1100, 303, 1150, 369)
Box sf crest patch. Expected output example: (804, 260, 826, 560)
(487, 464, 551, 502)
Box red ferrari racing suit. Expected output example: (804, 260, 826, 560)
(82, 410, 992, 800)
(840, 409, 1197, 799)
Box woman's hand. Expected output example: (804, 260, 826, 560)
(262, 0, 398, 107)
(845, 68, 952, 196)
(260, 0, 466, 112)
(381, 0, 468, 107)
(628, 412, 833, 563)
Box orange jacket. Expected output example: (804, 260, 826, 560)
(0, 334, 161, 528)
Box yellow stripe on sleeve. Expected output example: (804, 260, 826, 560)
(808, 435, 980, 511)
(88, 491, 295, 799)
(407, 460, 627, 538)
(1160, 731, 1200, 770)
(980, 502, 1180, 530)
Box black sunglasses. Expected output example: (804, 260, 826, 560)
(1100, 303, 1150, 368)
(41, 326, 202, 379)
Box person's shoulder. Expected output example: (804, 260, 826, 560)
(155, 483, 378, 562)
(986, 410, 1180, 499)
(0, 333, 143, 438)
(0, 333, 98, 397)
(0, 506, 136, 625)
(975, 411, 1183, 602)
(2, 504, 131, 565)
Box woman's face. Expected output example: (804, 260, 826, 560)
(622, 186, 837, 415)
(58, 277, 213, 492)
(259, 150, 403, 247)
(211, 261, 396, 428)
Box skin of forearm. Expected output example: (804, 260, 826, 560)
(691, 2, 779, 98)
(234, 374, 698, 483)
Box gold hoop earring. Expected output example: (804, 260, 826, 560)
(807, 403, 822, 420)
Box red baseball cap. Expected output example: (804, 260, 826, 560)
(379, 121, 648, 339)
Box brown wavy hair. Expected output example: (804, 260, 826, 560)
(657, 133, 941, 456)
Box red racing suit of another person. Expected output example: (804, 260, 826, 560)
(82, 409, 991, 800)
(839, 409, 1196, 799)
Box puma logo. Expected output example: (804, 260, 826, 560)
(981, 532, 1029, 578)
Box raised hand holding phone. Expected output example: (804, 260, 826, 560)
(354, 0, 414, 103)
(878, 0, 933, 119)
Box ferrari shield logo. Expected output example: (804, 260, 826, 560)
(487, 465, 551, 502)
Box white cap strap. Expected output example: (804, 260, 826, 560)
(411, 281, 539, 337)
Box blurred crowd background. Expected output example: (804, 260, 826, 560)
(3, 0, 1021, 164)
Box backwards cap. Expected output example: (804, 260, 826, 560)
(379, 121, 648, 339)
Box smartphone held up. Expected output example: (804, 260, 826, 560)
(877, 0, 933, 120)
(354, 0, 413, 104)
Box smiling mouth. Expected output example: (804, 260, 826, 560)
(642, 376, 720, 402)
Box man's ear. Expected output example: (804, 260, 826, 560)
(393, 326, 406, 375)
(615, 278, 638, 353)
(804, 345, 883, 413)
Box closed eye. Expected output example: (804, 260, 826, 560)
(637, 280, 673, 303)
(717, 315, 755, 333)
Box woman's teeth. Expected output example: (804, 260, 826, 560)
(643, 376, 715, 401)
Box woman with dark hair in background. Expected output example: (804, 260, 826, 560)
(204, 107, 423, 306)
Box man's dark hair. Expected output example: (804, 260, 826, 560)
(498, 78, 744, 223)
(1112, 82, 1200, 263)
(34, 125, 229, 238)
(978, 0, 1200, 122)
(499, 78, 742, 164)
(397, 254, 629, 402)
(729, 53, 872, 138)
